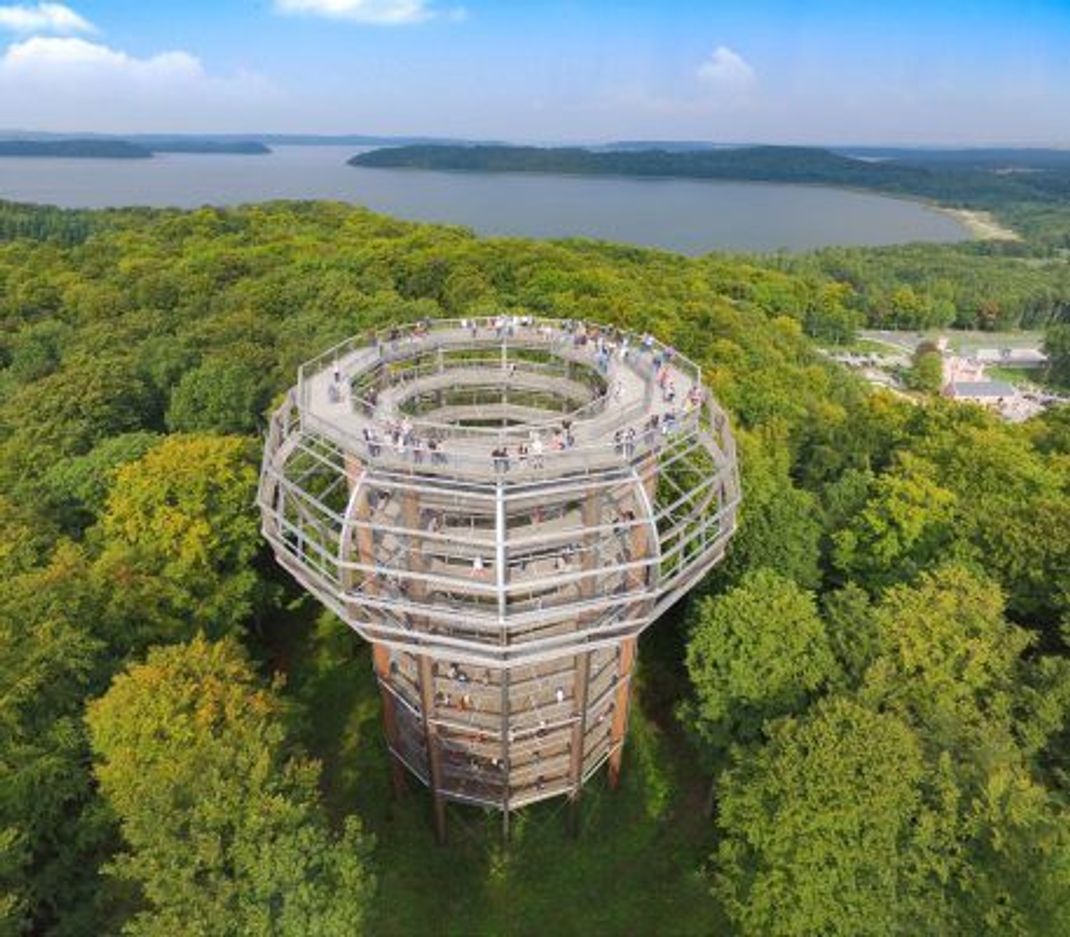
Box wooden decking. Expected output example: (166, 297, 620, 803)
(299, 321, 702, 482)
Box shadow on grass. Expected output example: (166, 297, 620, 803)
(266, 608, 726, 936)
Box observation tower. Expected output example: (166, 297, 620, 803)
(258, 318, 739, 839)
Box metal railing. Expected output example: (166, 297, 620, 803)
(291, 319, 706, 478)
(297, 316, 702, 416)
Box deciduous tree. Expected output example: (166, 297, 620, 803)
(685, 569, 837, 746)
(86, 636, 375, 936)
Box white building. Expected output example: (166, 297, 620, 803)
(943, 380, 1017, 406)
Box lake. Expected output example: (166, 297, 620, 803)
(0, 145, 969, 254)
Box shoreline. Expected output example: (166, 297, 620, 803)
(349, 158, 1022, 245)
(933, 205, 1020, 241)
(2, 152, 1017, 252)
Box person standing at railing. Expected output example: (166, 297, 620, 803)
(643, 415, 658, 450)
(531, 434, 545, 469)
(428, 437, 446, 465)
(364, 427, 381, 458)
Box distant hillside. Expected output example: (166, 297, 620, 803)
(349, 143, 1070, 209)
(836, 147, 1070, 171)
(349, 143, 900, 181)
(597, 140, 723, 152)
(0, 131, 500, 148)
(0, 139, 152, 159)
(146, 140, 271, 155)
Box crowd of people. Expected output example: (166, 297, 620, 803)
(323, 317, 701, 473)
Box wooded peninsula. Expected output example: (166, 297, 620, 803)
(0, 139, 271, 158)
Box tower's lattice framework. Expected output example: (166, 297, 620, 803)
(259, 318, 739, 837)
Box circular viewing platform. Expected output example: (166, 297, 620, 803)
(258, 317, 740, 825)
(293, 317, 723, 482)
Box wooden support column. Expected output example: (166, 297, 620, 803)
(400, 488, 446, 840)
(608, 456, 657, 790)
(567, 488, 600, 828)
(418, 653, 448, 843)
(607, 638, 636, 790)
(495, 482, 511, 840)
(500, 668, 511, 842)
(372, 644, 408, 798)
(567, 650, 591, 835)
(345, 454, 407, 798)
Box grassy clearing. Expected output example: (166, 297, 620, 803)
(984, 364, 1067, 394)
(936, 329, 1045, 352)
(265, 604, 725, 936)
(816, 338, 895, 355)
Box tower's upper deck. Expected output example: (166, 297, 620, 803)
(294, 317, 725, 484)
(260, 317, 739, 667)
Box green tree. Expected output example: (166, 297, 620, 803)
(713, 697, 945, 936)
(1043, 321, 1070, 388)
(861, 567, 1070, 934)
(0, 543, 114, 934)
(95, 434, 262, 643)
(832, 452, 958, 592)
(900, 403, 1070, 627)
(6, 318, 69, 382)
(820, 583, 879, 686)
(685, 569, 838, 746)
(709, 426, 823, 591)
(863, 566, 1032, 757)
(165, 353, 270, 435)
(39, 432, 162, 534)
(906, 343, 944, 393)
(86, 636, 375, 936)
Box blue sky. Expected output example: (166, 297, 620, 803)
(0, 1, 1068, 143)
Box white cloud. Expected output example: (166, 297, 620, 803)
(0, 3, 94, 34)
(696, 45, 755, 94)
(274, 0, 441, 25)
(0, 36, 281, 132)
(2, 36, 198, 74)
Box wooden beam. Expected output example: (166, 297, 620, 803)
(346, 458, 408, 798)
(607, 637, 636, 790)
(418, 652, 448, 843)
(372, 643, 408, 798)
(567, 649, 591, 836)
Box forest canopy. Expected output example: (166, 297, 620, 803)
(0, 199, 1066, 934)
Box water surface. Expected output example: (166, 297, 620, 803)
(0, 145, 968, 254)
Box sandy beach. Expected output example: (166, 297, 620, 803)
(937, 206, 1021, 241)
